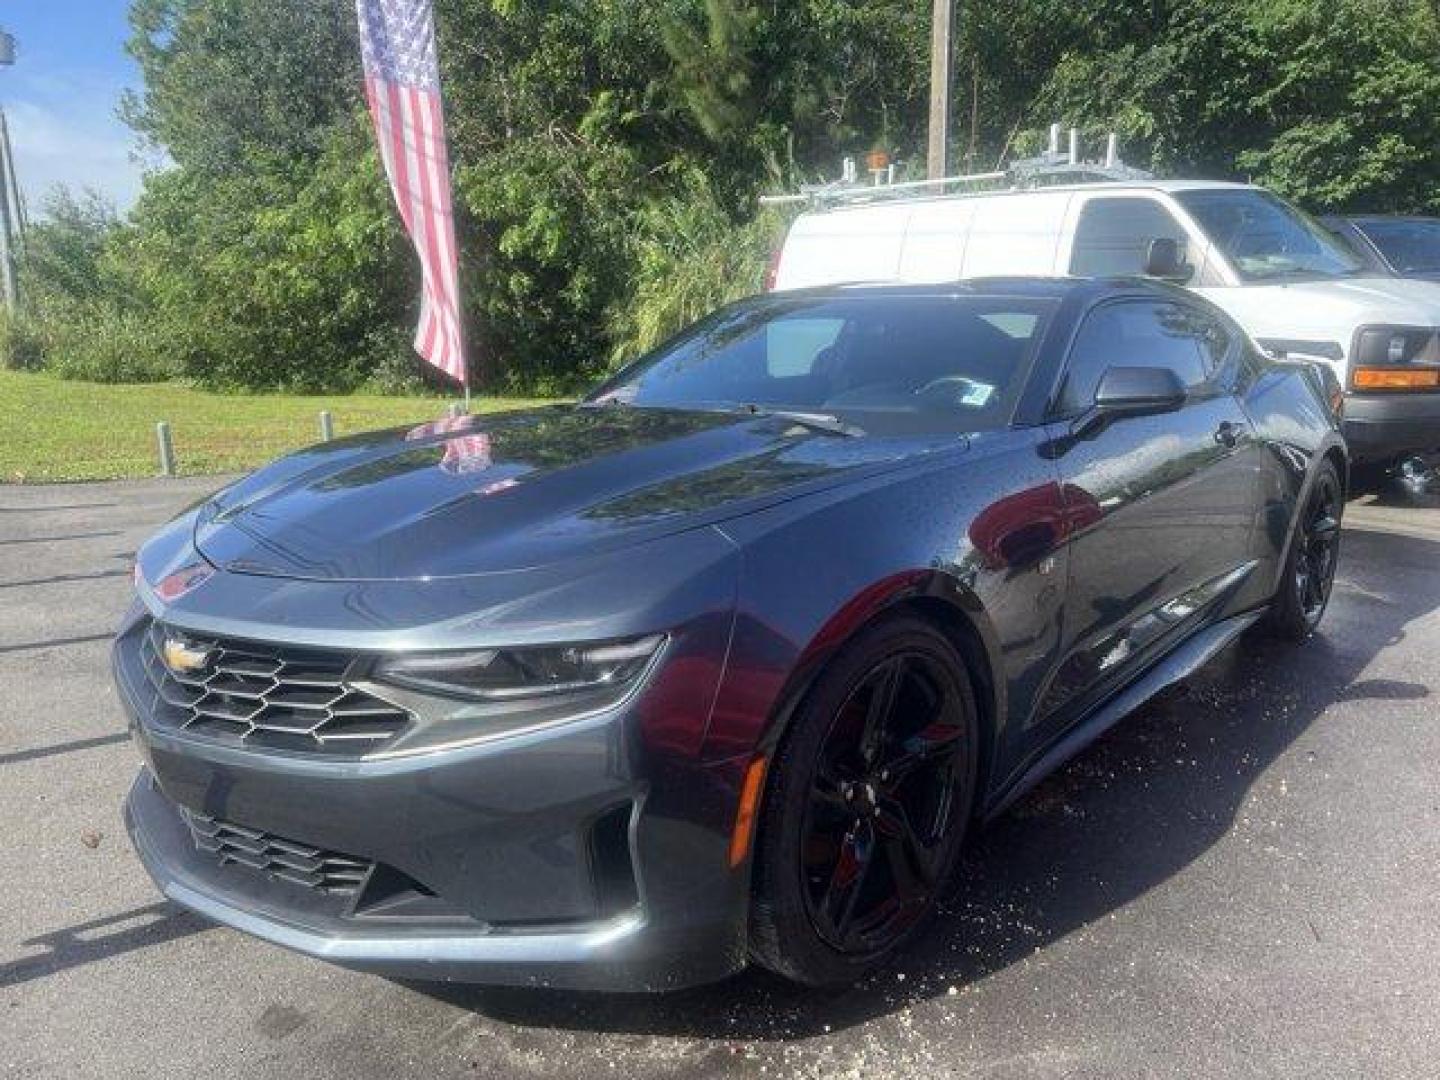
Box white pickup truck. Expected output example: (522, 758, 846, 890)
(771, 180, 1440, 475)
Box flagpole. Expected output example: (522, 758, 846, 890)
(457, 270, 470, 414)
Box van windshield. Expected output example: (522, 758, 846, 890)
(1177, 189, 1365, 281)
(586, 294, 1055, 435)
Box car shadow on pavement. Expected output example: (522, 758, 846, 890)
(0, 530, 124, 547)
(413, 525, 1438, 1040)
(0, 902, 207, 990)
(0, 568, 132, 591)
(0, 501, 118, 514)
(0, 632, 115, 655)
(0, 731, 130, 767)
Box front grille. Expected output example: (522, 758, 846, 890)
(181, 808, 373, 895)
(135, 620, 411, 757)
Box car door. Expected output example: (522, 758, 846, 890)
(1031, 297, 1260, 735)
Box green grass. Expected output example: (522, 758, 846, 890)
(0, 370, 555, 483)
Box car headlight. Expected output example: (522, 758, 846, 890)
(374, 634, 666, 703)
(1354, 326, 1440, 367)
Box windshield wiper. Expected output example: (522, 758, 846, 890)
(740, 404, 865, 438)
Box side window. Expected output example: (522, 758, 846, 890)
(1193, 310, 1233, 381)
(1070, 198, 1190, 277)
(1054, 301, 1230, 417)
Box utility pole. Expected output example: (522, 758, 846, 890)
(927, 0, 955, 180)
(0, 28, 17, 313)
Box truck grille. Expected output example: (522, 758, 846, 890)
(180, 809, 373, 895)
(135, 620, 411, 757)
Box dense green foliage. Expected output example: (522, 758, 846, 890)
(6, 0, 1440, 392)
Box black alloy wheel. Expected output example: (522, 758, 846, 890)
(749, 616, 978, 986)
(1296, 471, 1342, 621)
(801, 652, 969, 954)
(1267, 459, 1343, 640)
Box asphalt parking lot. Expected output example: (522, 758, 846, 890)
(2, 476, 1438, 1079)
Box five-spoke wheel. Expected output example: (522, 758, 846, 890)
(802, 652, 969, 955)
(749, 616, 978, 985)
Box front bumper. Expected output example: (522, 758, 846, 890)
(1343, 391, 1440, 465)
(124, 773, 742, 990)
(116, 626, 754, 992)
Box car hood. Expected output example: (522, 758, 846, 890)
(193, 405, 945, 581)
(1197, 276, 1440, 348)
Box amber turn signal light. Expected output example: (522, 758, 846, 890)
(728, 755, 770, 868)
(1353, 367, 1440, 390)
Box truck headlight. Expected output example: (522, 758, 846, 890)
(1354, 327, 1440, 367)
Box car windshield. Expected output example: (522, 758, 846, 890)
(1356, 219, 1440, 274)
(586, 294, 1056, 435)
(1177, 189, 1365, 281)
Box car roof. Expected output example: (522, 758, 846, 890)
(764, 276, 1184, 303)
(804, 180, 1255, 218)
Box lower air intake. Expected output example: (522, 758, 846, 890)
(180, 808, 374, 895)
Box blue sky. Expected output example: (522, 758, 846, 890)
(2, 3, 151, 215)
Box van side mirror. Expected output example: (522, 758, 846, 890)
(1144, 237, 1193, 283)
(1071, 366, 1188, 437)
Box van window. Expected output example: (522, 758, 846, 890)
(1070, 198, 1190, 277)
(1054, 301, 1228, 416)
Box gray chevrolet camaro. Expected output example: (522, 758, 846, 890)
(116, 277, 1346, 991)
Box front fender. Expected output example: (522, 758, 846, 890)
(698, 434, 1062, 768)
(714, 567, 1004, 764)
(1270, 435, 1349, 599)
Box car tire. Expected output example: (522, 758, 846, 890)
(748, 614, 979, 987)
(1265, 459, 1343, 641)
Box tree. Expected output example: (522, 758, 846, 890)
(1035, 0, 1440, 211)
(124, 0, 360, 173)
(15, 0, 1440, 392)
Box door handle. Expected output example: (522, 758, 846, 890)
(1214, 420, 1246, 448)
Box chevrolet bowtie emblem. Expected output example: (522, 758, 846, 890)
(161, 637, 211, 675)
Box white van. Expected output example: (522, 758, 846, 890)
(771, 181, 1440, 472)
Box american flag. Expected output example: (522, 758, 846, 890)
(356, 0, 467, 385)
(405, 414, 493, 475)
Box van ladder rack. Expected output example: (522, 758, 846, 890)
(759, 124, 1154, 209)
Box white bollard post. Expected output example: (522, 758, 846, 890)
(319, 410, 334, 442)
(156, 421, 175, 477)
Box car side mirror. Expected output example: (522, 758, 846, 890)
(1071, 366, 1188, 438)
(1144, 237, 1194, 283)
